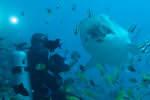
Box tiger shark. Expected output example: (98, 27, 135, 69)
(79, 15, 140, 71)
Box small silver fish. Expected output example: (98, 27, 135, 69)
(129, 78, 137, 83)
(138, 40, 150, 53)
(74, 24, 78, 35)
(128, 24, 137, 33)
(88, 8, 93, 18)
(46, 8, 52, 14)
(72, 3, 77, 11)
(56, 3, 61, 9)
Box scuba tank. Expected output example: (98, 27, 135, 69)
(11, 51, 33, 100)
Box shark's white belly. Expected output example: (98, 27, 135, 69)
(80, 15, 133, 66)
(83, 34, 131, 66)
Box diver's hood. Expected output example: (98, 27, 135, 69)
(31, 33, 48, 46)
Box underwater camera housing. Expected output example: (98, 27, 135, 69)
(43, 39, 61, 52)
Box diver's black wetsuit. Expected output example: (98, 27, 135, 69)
(27, 45, 69, 100)
(27, 33, 83, 100)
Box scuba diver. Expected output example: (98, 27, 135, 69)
(27, 33, 82, 100)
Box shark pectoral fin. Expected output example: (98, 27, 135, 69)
(127, 44, 142, 55)
(84, 57, 98, 72)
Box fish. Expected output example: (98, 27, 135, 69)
(46, 8, 52, 14)
(129, 78, 137, 83)
(13, 83, 29, 96)
(137, 55, 142, 62)
(89, 80, 100, 87)
(104, 75, 118, 85)
(126, 88, 134, 98)
(138, 39, 150, 53)
(128, 65, 136, 72)
(72, 3, 77, 11)
(66, 95, 80, 100)
(127, 58, 136, 72)
(128, 24, 137, 33)
(142, 74, 150, 83)
(46, 18, 52, 24)
(77, 72, 87, 83)
(89, 80, 95, 86)
(96, 64, 105, 76)
(36, 64, 46, 71)
(116, 90, 126, 100)
(127, 63, 141, 74)
(56, 3, 61, 9)
(74, 24, 78, 35)
(79, 14, 141, 72)
(114, 69, 119, 80)
(79, 65, 84, 72)
(88, 8, 93, 18)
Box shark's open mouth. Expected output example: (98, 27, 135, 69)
(86, 24, 113, 42)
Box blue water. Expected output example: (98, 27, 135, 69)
(1, 0, 150, 100)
